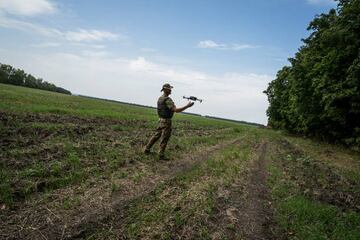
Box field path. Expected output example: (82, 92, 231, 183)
(68, 138, 277, 240)
(66, 137, 244, 239)
(236, 141, 274, 239)
(1, 130, 277, 240)
(208, 140, 275, 240)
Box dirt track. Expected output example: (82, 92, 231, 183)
(235, 141, 274, 239)
(66, 137, 246, 239)
(66, 140, 275, 240)
(1, 138, 277, 240)
(207, 141, 275, 240)
(1, 111, 277, 239)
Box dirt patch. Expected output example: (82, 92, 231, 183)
(235, 141, 274, 239)
(64, 137, 243, 239)
(0, 136, 242, 240)
(210, 141, 276, 240)
(0, 110, 237, 240)
(0, 180, 113, 240)
(279, 138, 360, 213)
(0, 110, 146, 126)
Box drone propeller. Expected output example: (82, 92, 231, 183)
(183, 96, 203, 103)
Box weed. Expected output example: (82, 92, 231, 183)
(113, 171, 128, 179)
(132, 172, 145, 183)
(112, 125, 123, 131)
(280, 196, 360, 240)
(111, 183, 121, 192)
(0, 168, 13, 206)
(268, 141, 360, 240)
(61, 196, 81, 210)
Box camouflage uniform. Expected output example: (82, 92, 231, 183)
(145, 95, 175, 157)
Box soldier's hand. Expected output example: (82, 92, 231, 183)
(187, 101, 195, 107)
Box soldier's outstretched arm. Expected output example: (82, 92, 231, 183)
(172, 102, 194, 113)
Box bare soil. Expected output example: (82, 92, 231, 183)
(1, 111, 279, 240)
(209, 141, 276, 240)
(0, 111, 242, 240)
(279, 139, 360, 213)
(0, 111, 144, 126)
(234, 141, 274, 239)
(65, 137, 244, 239)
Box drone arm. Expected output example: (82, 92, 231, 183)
(183, 96, 202, 103)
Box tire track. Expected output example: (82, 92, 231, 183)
(210, 140, 275, 240)
(235, 141, 274, 239)
(66, 137, 244, 239)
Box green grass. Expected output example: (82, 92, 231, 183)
(0, 168, 13, 206)
(1, 83, 360, 240)
(121, 138, 254, 239)
(267, 138, 360, 240)
(279, 196, 360, 240)
(0, 83, 247, 208)
(0, 83, 243, 128)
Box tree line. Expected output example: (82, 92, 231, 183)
(0, 63, 71, 95)
(264, 0, 360, 149)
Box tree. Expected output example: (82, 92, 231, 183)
(0, 62, 71, 95)
(264, 0, 360, 149)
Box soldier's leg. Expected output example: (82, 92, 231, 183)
(159, 122, 172, 157)
(144, 126, 162, 151)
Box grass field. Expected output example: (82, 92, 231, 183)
(1, 83, 359, 240)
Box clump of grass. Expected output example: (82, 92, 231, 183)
(111, 125, 124, 131)
(111, 183, 122, 193)
(279, 196, 360, 240)
(121, 142, 252, 239)
(61, 196, 81, 209)
(0, 83, 256, 236)
(0, 167, 13, 207)
(268, 141, 360, 240)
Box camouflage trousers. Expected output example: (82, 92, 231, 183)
(145, 118, 172, 156)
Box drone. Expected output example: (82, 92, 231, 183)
(183, 96, 203, 103)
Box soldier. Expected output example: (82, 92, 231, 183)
(144, 83, 194, 160)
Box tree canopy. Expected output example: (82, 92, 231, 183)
(264, 0, 360, 149)
(0, 63, 71, 95)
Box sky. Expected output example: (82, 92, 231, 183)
(0, 0, 337, 124)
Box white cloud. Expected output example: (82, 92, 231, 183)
(232, 44, 257, 50)
(0, 0, 56, 16)
(198, 40, 226, 49)
(129, 57, 158, 72)
(306, 0, 336, 6)
(5, 51, 270, 124)
(128, 57, 210, 84)
(65, 29, 119, 42)
(197, 40, 258, 51)
(31, 42, 61, 48)
(0, 16, 62, 37)
(0, 15, 120, 43)
(71, 43, 107, 49)
(90, 44, 106, 49)
(140, 48, 157, 53)
(81, 50, 109, 58)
